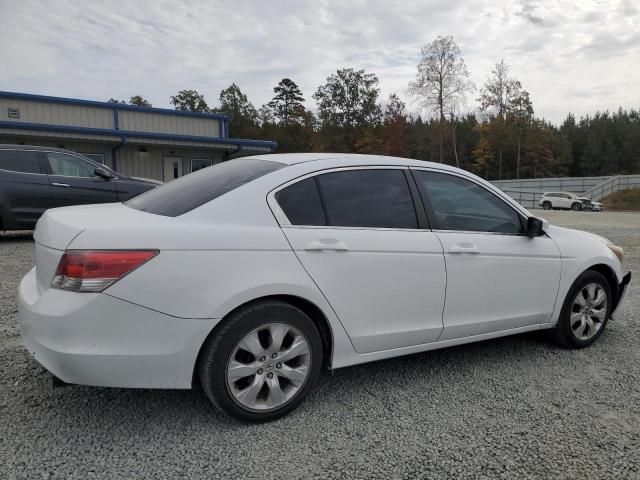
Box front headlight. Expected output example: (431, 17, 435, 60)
(608, 244, 624, 262)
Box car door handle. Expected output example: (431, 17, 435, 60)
(448, 243, 479, 254)
(305, 239, 349, 252)
(51, 182, 70, 188)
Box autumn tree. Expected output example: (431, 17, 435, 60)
(170, 90, 209, 112)
(408, 35, 473, 163)
(471, 137, 495, 178)
(381, 93, 409, 157)
(313, 68, 382, 151)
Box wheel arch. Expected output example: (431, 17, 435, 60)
(585, 263, 619, 304)
(192, 294, 335, 388)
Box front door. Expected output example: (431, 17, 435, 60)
(273, 168, 447, 354)
(412, 169, 561, 340)
(163, 156, 183, 182)
(44, 152, 118, 208)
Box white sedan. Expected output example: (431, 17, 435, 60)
(19, 154, 631, 422)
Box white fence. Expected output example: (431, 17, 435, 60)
(491, 175, 640, 209)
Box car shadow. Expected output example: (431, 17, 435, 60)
(21, 330, 558, 431)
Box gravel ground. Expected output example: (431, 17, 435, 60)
(1, 211, 639, 480)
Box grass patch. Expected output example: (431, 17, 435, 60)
(603, 188, 640, 211)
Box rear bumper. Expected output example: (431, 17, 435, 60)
(611, 271, 631, 320)
(19, 267, 218, 389)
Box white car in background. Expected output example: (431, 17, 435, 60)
(19, 154, 630, 422)
(539, 191, 603, 211)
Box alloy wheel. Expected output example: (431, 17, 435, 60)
(226, 323, 311, 411)
(570, 283, 607, 340)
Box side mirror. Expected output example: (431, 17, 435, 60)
(526, 216, 547, 237)
(94, 167, 115, 180)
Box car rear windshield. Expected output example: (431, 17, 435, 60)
(125, 159, 284, 217)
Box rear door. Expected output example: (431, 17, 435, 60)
(271, 167, 446, 354)
(0, 149, 52, 229)
(43, 152, 117, 207)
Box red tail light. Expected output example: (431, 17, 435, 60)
(51, 250, 158, 292)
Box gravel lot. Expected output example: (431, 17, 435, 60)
(1, 211, 639, 480)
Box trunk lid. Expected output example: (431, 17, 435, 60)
(33, 203, 158, 293)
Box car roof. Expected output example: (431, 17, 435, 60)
(250, 152, 462, 171)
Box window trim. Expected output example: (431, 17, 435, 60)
(267, 165, 426, 232)
(410, 167, 528, 236)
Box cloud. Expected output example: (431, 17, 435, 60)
(0, 0, 638, 124)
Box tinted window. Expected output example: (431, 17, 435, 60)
(276, 177, 327, 226)
(0, 150, 41, 174)
(317, 169, 418, 229)
(47, 153, 95, 177)
(126, 159, 284, 217)
(415, 171, 522, 234)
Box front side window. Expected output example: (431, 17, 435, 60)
(0, 150, 41, 174)
(317, 169, 418, 229)
(47, 153, 95, 177)
(415, 171, 522, 234)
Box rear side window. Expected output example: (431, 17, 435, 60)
(125, 159, 284, 217)
(276, 177, 327, 226)
(0, 150, 42, 174)
(317, 169, 418, 229)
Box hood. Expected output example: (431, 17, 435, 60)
(546, 224, 612, 246)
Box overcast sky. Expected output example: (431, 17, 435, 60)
(1, 0, 638, 123)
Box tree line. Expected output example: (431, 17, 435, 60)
(109, 36, 640, 180)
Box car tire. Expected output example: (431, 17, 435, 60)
(542, 201, 552, 210)
(571, 202, 582, 211)
(552, 270, 612, 349)
(198, 300, 323, 422)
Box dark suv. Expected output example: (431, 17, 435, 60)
(0, 145, 159, 231)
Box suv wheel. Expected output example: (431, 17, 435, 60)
(542, 201, 552, 210)
(571, 202, 582, 211)
(198, 300, 323, 422)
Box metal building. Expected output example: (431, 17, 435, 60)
(0, 91, 277, 182)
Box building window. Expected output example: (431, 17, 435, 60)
(80, 153, 105, 164)
(191, 158, 211, 172)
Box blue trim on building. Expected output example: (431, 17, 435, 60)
(0, 91, 231, 121)
(0, 120, 277, 150)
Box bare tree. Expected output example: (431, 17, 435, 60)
(478, 59, 533, 178)
(408, 35, 474, 163)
